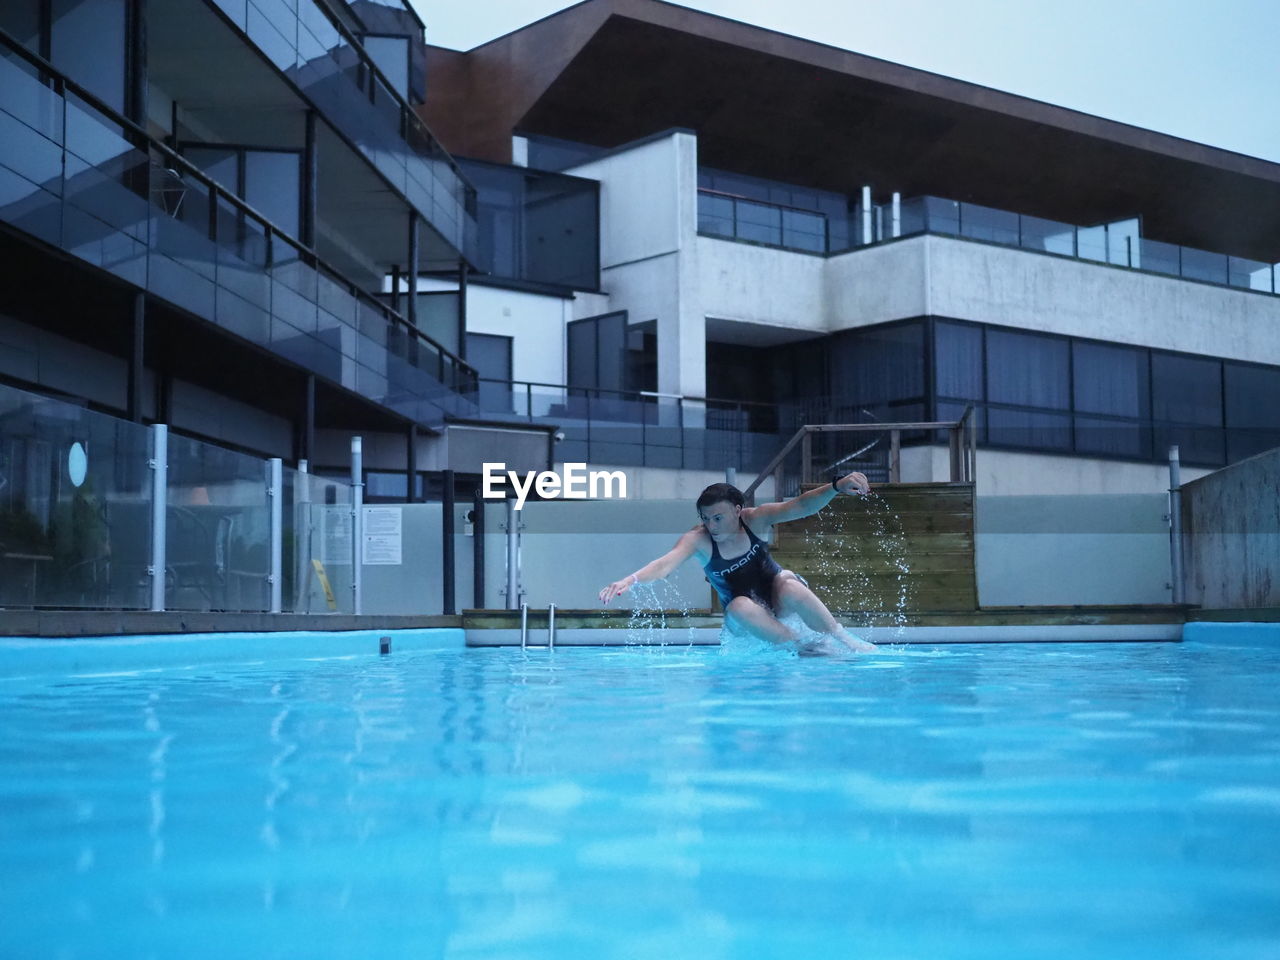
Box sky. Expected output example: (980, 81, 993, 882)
(408, 0, 1280, 164)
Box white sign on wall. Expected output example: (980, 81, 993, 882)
(362, 506, 403, 565)
(322, 508, 352, 565)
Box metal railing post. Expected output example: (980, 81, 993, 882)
(1169, 445, 1184, 605)
(148, 424, 168, 612)
(351, 436, 363, 615)
(442, 468, 455, 615)
(890, 429, 901, 483)
(267, 457, 282, 613)
(295, 459, 311, 613)
(548, 603, 557, 648)
(506, 497, 520, 610)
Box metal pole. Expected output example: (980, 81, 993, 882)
(891, 192, 901, 238)
(406, 213, 419, 328)
(296, 459, 311, 613)
(128, 292, 145, 422)
(725, 466, 736, 487)
(505, 497, 519, 610)
(149, 424, 168, 611)
(442, 468, 455, 615)
(268, 457, 282, 613)
(548, 603, 556, 648)
(861, 186, 872, 245)
(472, 489, 485, 609)
(1169, 445, 1184, 605)
(890, 429, 901, 483)
(351, 436, 363, 615)
(520, 602, 529, 649)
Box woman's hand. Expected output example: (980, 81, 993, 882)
(599, 574, 638, 605)
(835, 471, 871, 496)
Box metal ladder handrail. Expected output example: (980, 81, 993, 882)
(743, 407, 976, 503)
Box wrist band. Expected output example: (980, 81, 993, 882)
(831, 477, 840, 492)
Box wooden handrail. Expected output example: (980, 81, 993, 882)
(743, 413, 976, 502)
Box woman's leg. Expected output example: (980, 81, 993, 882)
(772, 572, 876, 651)
(724, 595, 797, 645)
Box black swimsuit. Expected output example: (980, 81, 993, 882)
(703, 522, 783, 609)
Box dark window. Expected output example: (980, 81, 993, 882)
(182, 145, 301, 240)
(1224, 362, 1280, 461)
(1073, 342, 1149, 417)
(986, 329, 1069, 409)
(1152, 353, 1224, 465)
(459, 159, 599, 290)
(707, 342, 774, 403)
(829, 322, 925, 414)
(567, 312, 645, 396)
(0, 1, 41, 53)
(52, 0, 125, 114)
(244, 150, 301, 238)
(466, 332, 513, 414)
(362, 35, 409, 101)
(525, 174, 598, 289)
(186, 147, 238, 192)
(934, 321, 984, 400)
(1073, 341, 1150, 457)
(988, 407, 1072, 451)
(1152, 353, 1222, 425)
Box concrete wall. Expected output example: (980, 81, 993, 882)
(464, 284, 573, 385)
(976, 494, 1173, 606)
(0, 311, 128, 411)
(344, 493, 1177, 615)
(698, 236, 826, 333)
(345, 499, 717, 615)
(824, 236, 930, 328)
(567, 131, 706, 397)
(900, 444, 1212, 495)
(699, 233, 1280, 361)
(1181, 446, 1280, 609)
(923, 236, 1280, 363)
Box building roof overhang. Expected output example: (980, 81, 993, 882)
(422, 0, 1280, 262)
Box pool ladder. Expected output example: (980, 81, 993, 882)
(519, 603, 556, 649)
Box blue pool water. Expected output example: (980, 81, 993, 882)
(2, 634, 1279, 959)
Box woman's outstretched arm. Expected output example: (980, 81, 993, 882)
(599, 528, 704, 604)
(746, 470, 870, 527)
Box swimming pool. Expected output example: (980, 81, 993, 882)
(2, 630, 1278, 959)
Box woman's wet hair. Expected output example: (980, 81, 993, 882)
(696, 482, 745, 512)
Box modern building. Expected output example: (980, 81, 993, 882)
(418, 0, 1280, 497)
(0, 0, 553, 505)
(3, 0, 1280, 513)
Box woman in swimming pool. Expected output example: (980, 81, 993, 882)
(598, 474, 876, 653)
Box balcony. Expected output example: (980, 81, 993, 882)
(0, 36, 478, 426)
(206, 0, 478, 266)
(696, 189, 1279, 297)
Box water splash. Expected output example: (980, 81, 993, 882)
(799, 491, 912, 645)
(624, 579, 698, 647)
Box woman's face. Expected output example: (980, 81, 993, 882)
(698, 500, 740, 541)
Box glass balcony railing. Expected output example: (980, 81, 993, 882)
(696, 188, 1279, 297)
(697, 189, 828, 254)
(892, 196, 1279, 295)
(0, 379, 366, 612)
(0, 36, 479, 427)
(207, 0, 478, 265)
(473, 379, 787, 471)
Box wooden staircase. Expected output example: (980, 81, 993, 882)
(769, 482, 978, 619)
